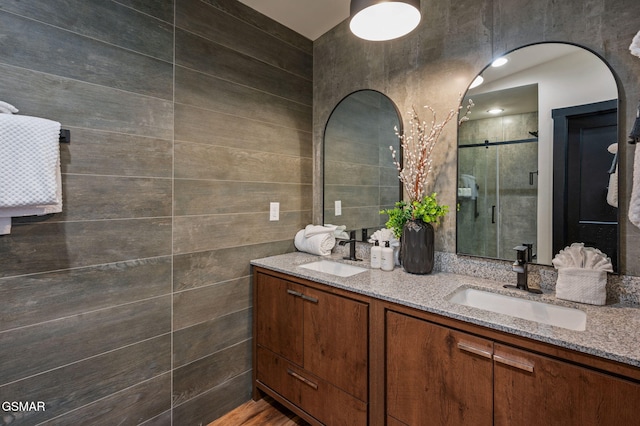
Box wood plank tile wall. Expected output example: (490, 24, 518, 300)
(0, 0, 312, 424)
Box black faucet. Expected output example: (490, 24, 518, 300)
(338, 230, 362, 261)
(503, 245, 542, 294)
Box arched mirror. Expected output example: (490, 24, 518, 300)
(457, 42, 619, 271)
(323, 90, 402, 240)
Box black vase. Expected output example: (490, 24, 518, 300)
(401, 219, 435, 274)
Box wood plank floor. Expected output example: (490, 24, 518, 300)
(208, 397, 308, 426)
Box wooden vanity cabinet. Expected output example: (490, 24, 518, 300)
(253, 268, 369, 425)
(254, 265, 640, 425)
(386, 310, 640, 426)
(386, 311, 493, 426)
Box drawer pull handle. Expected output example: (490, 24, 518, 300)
(493, 354, 534, 373)
(457, 342, 492, 359)
(286, 289, 303, 297)
(287, 369, 318, 390)
(301, 294, 319, 303)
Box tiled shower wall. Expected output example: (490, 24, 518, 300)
(0, 0, 311, 424)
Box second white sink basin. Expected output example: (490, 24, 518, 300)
(448, 287, 587, 331)
(299, 260, 367, 277)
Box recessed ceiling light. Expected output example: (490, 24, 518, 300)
(469, 75, 484, 89)
(487, 108, 504, 114)
(491, 57, 508, 67)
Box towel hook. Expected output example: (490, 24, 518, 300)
(59, 129, 70, 144)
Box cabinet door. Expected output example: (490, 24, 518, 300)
(386, 311, 493, 426)
(303, 286, 369, 402)
(255, 273, 304, 365)
(494, 343, 640, 426)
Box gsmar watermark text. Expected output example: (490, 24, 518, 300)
(2, 401, 46, 411)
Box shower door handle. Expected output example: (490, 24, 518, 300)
(492, 205, 496, 224)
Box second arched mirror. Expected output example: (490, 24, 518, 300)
(457, 42, 619, 271)
(323, 90, 402, 239)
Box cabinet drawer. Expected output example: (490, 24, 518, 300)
(257, 347, 367, 425)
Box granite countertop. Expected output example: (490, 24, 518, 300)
(252, 252, 640, 369)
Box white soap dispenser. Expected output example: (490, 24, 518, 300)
(381, 241, 394, 271)
(370, 240, 381, 269)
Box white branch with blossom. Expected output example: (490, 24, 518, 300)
(391, 97, 474, 203)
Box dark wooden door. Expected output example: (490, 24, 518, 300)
(552, 100, 618, 269)
(386, 311, 493, 426)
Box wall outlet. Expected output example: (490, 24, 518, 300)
(269, 202, 279, 221)
(335, 200, 342, 216)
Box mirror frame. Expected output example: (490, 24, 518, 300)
(456, 41, 621, 271)
(322, 89, 403, 240)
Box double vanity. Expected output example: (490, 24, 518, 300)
(251, 252, 640, 425)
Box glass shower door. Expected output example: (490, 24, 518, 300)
(457, 145, 498, 258)
(457, 141, 537, 260)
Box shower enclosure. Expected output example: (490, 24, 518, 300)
(457, 113, 538, 260)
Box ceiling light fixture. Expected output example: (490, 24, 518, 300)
(469, 75, 484, 89)
(350, 0, 421, 41)
(487, 108, 504, 114)
(491, 57, 508, 67)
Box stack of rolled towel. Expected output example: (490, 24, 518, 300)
(551, 243, 613, 305)
(294, 224, 348, 256)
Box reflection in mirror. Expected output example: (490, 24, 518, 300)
(323, 90, 402, 240)
(457, 43, 619, 271)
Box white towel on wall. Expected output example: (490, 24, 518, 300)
(460, 174, 478, 200)
(630, 143, 640, 228)
(607, 143, 618, 208)
(0, 114, 62, 235)
(0, 100, 19, 114)
(0, 159, 62, 234)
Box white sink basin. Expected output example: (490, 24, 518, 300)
(299, 260, 367, 277)
(448, 287, 587, 331)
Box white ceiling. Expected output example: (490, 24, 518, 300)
(466, 44, 583, 120)
(238, 0, 350, 40)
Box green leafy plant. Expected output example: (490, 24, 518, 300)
(380, 193, 448, 239)
(380, 201, 412, 239)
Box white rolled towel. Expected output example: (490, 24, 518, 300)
(294, 229, 336, 256)
(304, 224, 336, 237)
(555, 267, 607, 305)
(305, 224, 348, 239)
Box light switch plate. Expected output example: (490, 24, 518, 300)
(269, 202, 279, 221)
(335, 200, 342, 216)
